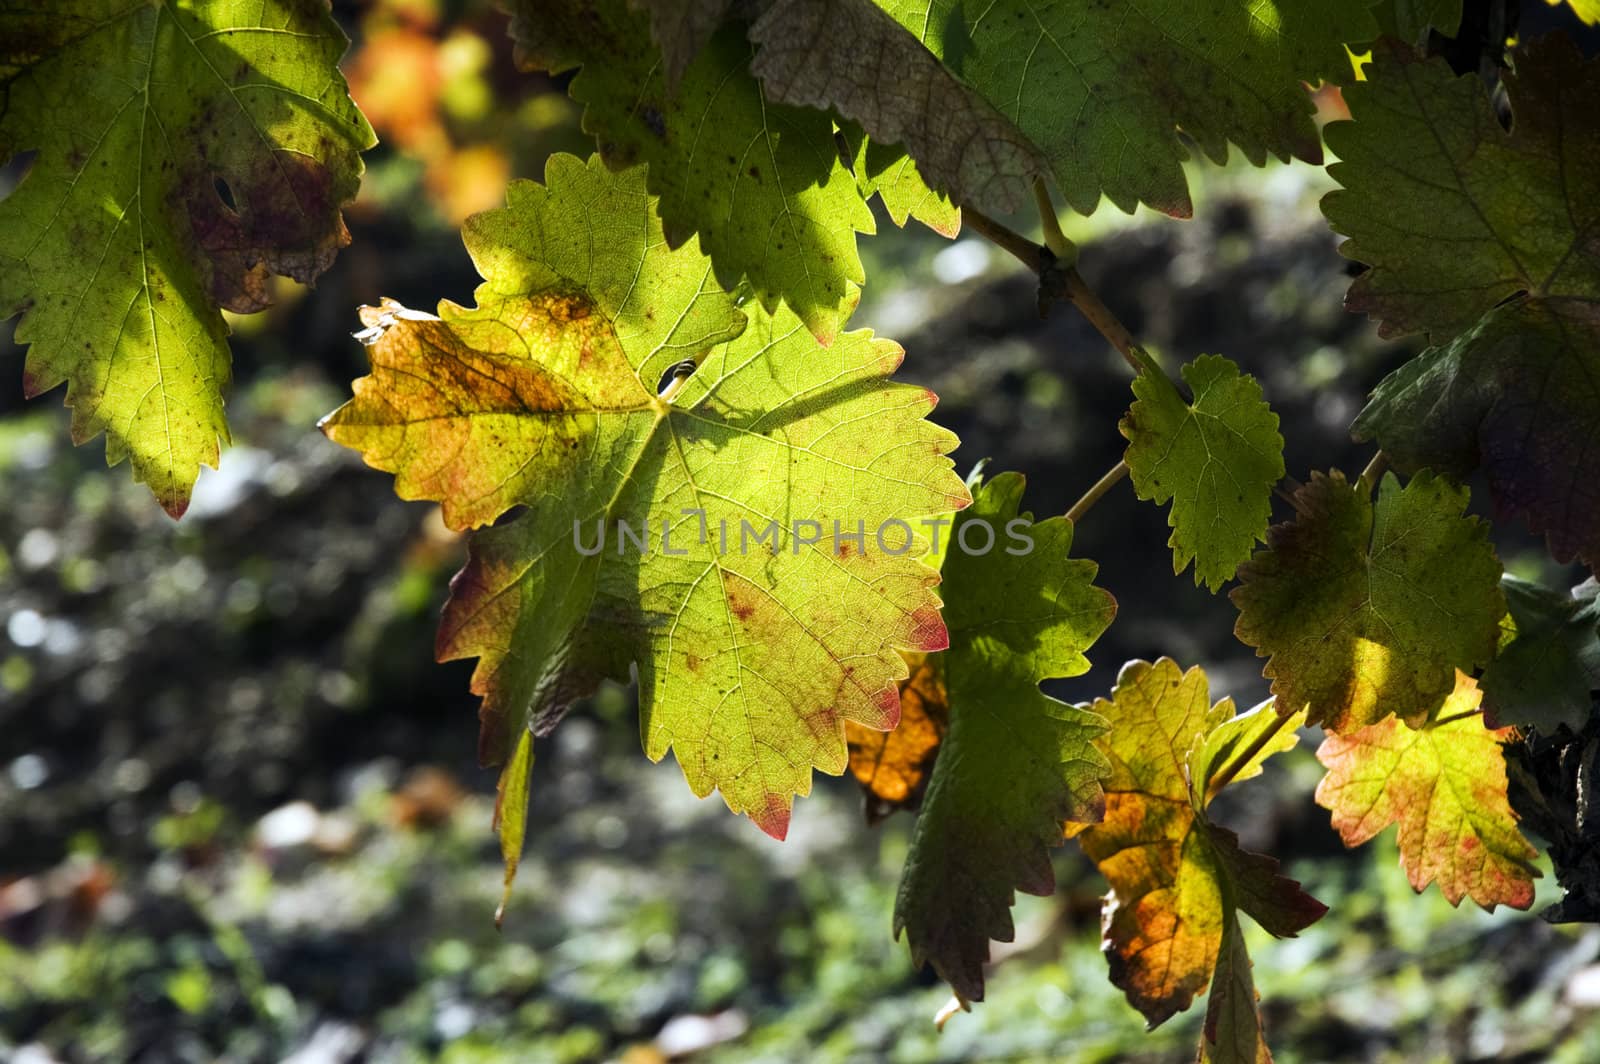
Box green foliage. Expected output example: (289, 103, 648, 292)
(748, 0, 1046, 216)
(1232, 471, 1506, 733)
(880, 0, 1376, 216)
(1482, 578, 1600, 734)
(892, 471, 1115, 1003)
(1371, 0, 1464, 44)
(1326, 35, 1600, 342)
(0, 0, 373, 513)
(1121, 352, 1284, 591)
(840, 128, 961, 237)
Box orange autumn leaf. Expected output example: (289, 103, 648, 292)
(846, 652, 949, 822)
(1315, 672, 1540, 910)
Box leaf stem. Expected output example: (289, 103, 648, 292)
(1204, 708, 1295, 803)
(1357, 450, 1388, 493)
(1033, 178, 1076, 264)
(1066, 460, 1130, 523)
(1432, 708, 1483, 729)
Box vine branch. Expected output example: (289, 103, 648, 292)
(962, 205, 1143, 373)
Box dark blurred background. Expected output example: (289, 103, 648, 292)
(4, 2, 1600, 1061)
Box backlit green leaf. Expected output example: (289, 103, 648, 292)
(1122, 353, 1285, 591)
(894, 471, 1115, 1002)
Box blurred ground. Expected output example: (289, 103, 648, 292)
(4, 3, 1600, 1062)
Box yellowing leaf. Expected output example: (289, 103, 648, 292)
(846, 651, 949, 821)
(1121, 353, 1285, 591)
(0, 0, 374, 514)
(1315, 673, 1540, 910)
(894, 472, 1116, 1003)
(748, 0, 1046, 216)
(512, 0, 875, 342)
(322, 155, 969, 861)
(1077, 659, 1324, 1045)
(1231, 471, 1505, 733)
(879, 0, 1375, 217)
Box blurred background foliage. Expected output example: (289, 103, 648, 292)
(3, 1, 1600, 1061)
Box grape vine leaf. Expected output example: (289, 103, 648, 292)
(878, 0, 1376, 217)
(1323, 34, 1600, 342)
(894, 471, 1116, 1003)
(1352, 299, 1600, 576)
(1481, 578, 1600, 735)
(1121, 352, 1285, 591)
(747, 0, 1046, 216)
(845, 651, 949, 821)
(1315, 671, 1540, 910)
(321, 154, 970, 856)
(1232, 471, 1505, 733)
(1075, 659, 1324, 1050)
(512, 0, 875, 343)
(0, 0, 374, 515)
(840, 128, 961, 237)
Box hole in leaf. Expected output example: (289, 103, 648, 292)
(0, 150, 38, 203)
(213, 176, 237, 212)
(656, 359, 698, 396)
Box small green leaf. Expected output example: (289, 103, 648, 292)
(840, 126, 961, 237)
(1232, 471, 1506, 733)
(1122, 354, 1285, 591)
(0, 0, 374, 514)
(493, 728, 535, 927)
(1191, 699, 1306, 804)
(894, 471, 1116, 1003)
